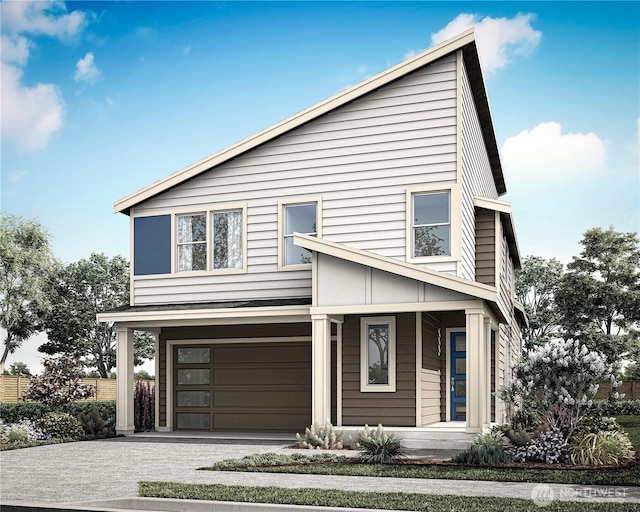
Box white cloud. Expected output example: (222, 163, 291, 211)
(431, 13, 541, 74)
(0, 1, 88, 40)
(501, 122, 606, 179)
(74, 52, 100, 83)
(7, 169, 27, 184)
(0, 35, 31, 66)
(1, 62, 64, 152)
(0, 2, 90, 152)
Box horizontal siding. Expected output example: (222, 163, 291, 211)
(421, 369, 441, 425)
(460, 58, 499, 282)
(342, 313, 416, 426)
(133, 55, 459, 305)
(475, 208, 496, 286)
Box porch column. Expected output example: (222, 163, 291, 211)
(484, 317, 493, 428)
(311, 314, 331, 425)
(465, 308, 486, 433)
(116, 326, 135, 435)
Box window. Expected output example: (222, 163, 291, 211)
(213, 209, 243, 269)
(412, 192, 450, 257)
(360, 317, 396, 392)
(177, 213, 207, 272)
(173, 206, 246, 274)
(283, 202, 317, 266)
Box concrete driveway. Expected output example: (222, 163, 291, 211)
(1, 437, 638, 509)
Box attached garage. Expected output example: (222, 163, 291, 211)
(172, 341, 312, 431)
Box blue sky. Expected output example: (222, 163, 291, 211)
(1, 1, 639, 373)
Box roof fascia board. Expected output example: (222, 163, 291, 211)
(114, 29, 476, 215)
(97, 304, 311, 325)
(294, 233, 496, 302)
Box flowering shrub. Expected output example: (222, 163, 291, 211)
(296, 422, 345, 449)
(356, 424, 406, 463)
(0, 419, 51, 444)
(512, 430, 568, 464)
(500, 339, 617, 438)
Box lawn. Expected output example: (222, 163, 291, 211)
(139, 482, 637, 512)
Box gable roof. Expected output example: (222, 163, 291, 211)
(115, 28, 505, 215)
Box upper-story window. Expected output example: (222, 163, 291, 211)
(412, 191, 450, 257)
(171, 205, 246, 274)
(213, 209, 243, 269)
(282, 202, 317, 266)
(177, 213, 207, 272)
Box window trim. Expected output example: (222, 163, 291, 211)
(131, 204, 248, 279)
(277, 197, 322, 271)
(176, 212, 208, 273)
(406, 184, 461, 265)
(360, 316, 396, 393)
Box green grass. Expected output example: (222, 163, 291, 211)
(0, 439, 64, 451)
(139, 482, 637, 512)
(200, 452, 640, 486)
(617, 416, 640, 448)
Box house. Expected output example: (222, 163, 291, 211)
(98, 28, 524, 437)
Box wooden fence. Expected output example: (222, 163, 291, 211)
(0, 375, 118, 403)
(594, 380, 640, 401)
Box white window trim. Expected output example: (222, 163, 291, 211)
(131, 204, 248, 278)
(176, 212, 208, 274)
(406, 184, 461, 265)
(360, 316, 396, 393)
(278, 196, 323, 272)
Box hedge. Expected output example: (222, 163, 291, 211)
(0, 401, 116, 423)
(586, 400, 640, 416)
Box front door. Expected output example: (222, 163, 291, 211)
(450, 331, 466, 421)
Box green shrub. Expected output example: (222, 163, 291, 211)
(61, 400, 116, 418)
(0, 402, 51, 423)
(452, 444, 512, 465)
(36, 412, 84, 440)
(587, 400, 640, 416)
(477, 430, 512, 451)
(574, 416, 622, 437)
(510, 409, 538, 430)
(356, 424, 406, 464)
(568, 431, 634, 466)
(296, 422, 345, 449)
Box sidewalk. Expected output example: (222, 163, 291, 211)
(0, 437, 637, 510)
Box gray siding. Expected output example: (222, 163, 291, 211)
(132, 55, 458, 305)
(459, 59, 499, 282)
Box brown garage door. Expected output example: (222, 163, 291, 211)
(174, 341, 311, 431)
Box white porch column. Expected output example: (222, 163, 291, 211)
(465, 308, 486, 433)
(311, 314, 331, 425)
(116, 326, 135, 435)
(484, 317, 493, 428)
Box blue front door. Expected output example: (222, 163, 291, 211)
(450, 331, 466, 421)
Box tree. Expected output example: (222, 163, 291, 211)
(555, 227, 640, 367)
(22, 356, 94, 406)
(40, 253, 154, 378)
(515, 256, 565, 350)
(8, 361, 31, 376)
(500, 338, 618, 439)
(0, 214, 57, 373)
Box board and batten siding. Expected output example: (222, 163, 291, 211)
(459, 58, 499, 282)
(132, 55, 459, 305)
(341, 313, 416, 426)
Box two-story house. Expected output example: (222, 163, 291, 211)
(98, 29, 524, 437)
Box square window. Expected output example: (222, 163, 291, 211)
(213, 210, 243, 269)
(412, 192, 450, 257)
(283, 203, 316, 266)
(360, 317, 396, 392)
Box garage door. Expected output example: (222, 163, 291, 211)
(174, 341, 311, 431)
